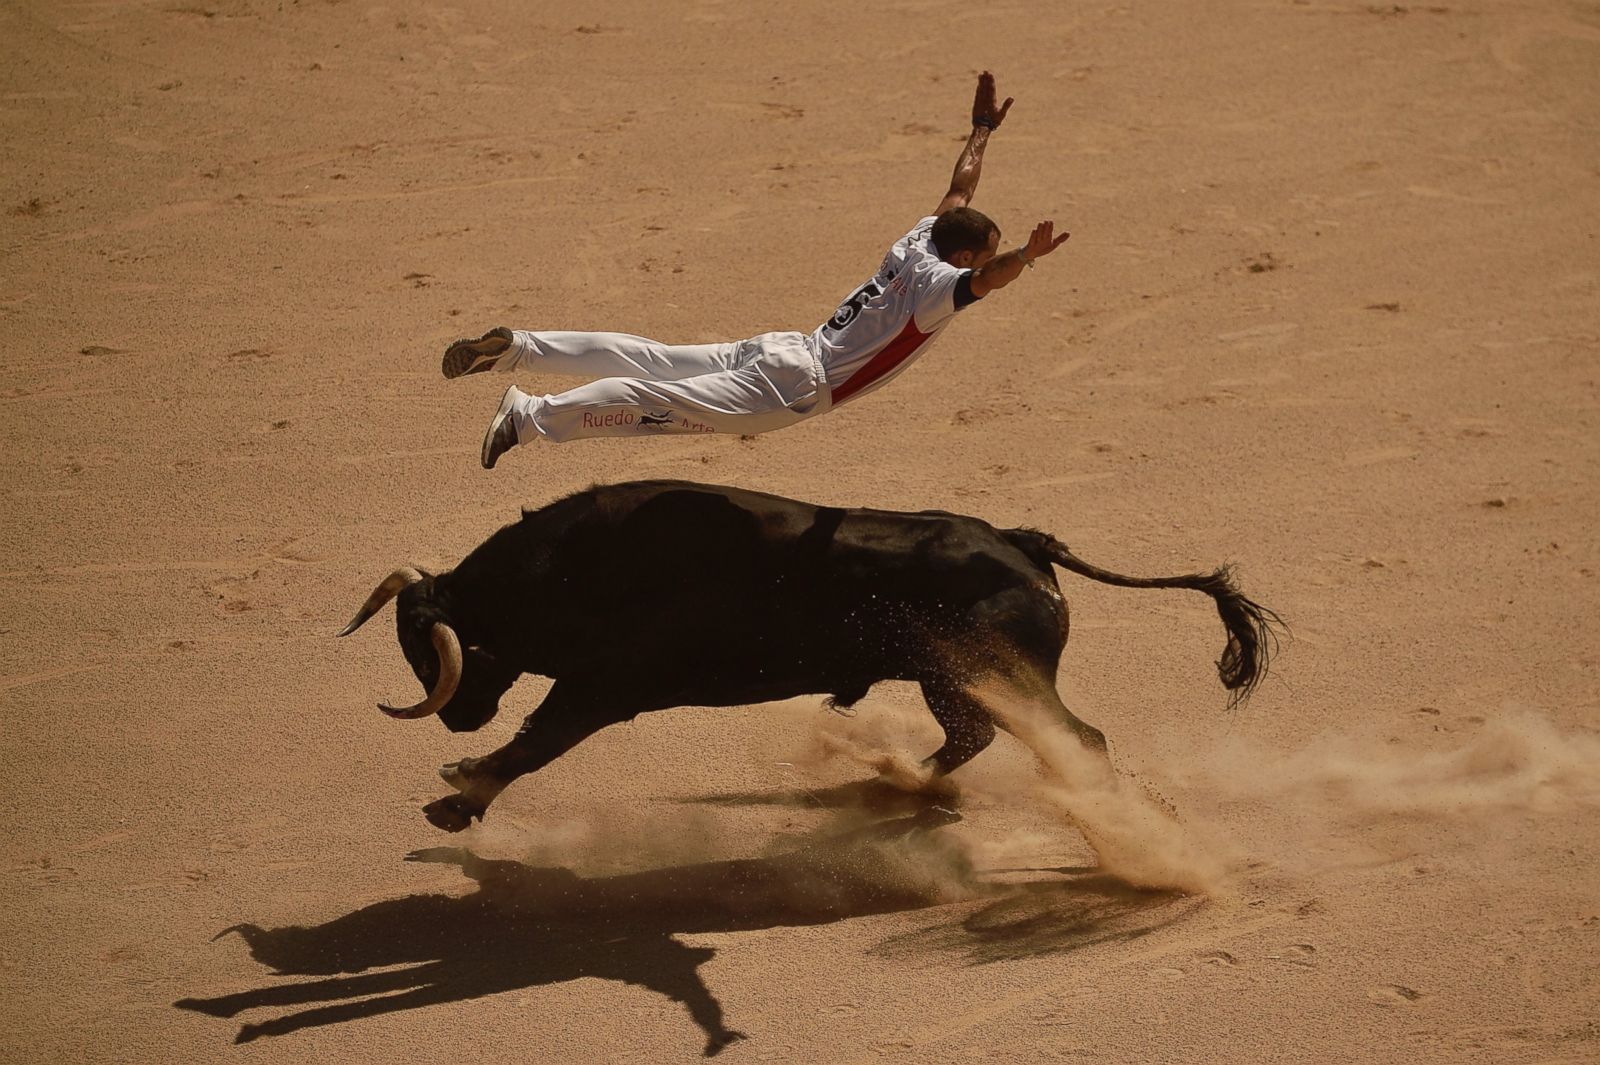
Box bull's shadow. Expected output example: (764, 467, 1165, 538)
(174, 808, 971, 1055)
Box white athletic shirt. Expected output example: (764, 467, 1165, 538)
(808, 216, 975, 405)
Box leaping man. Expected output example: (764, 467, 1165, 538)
(446, 71, 1071, 469)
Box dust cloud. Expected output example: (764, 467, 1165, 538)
(462, 697, 1598, 907)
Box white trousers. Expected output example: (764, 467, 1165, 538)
(499, 330, 831, 443)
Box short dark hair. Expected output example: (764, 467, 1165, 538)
(931, 207, 999, 260)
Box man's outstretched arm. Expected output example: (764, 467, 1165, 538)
(969, 220, 1071, 299)
(935, 71, 1013, 216)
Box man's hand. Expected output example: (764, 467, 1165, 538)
(972, 70, 1014, 130)
(1022, 220, 1071, 262)
(969, 220, 1071, 299)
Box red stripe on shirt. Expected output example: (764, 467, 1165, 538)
(829, 318, 934, 405)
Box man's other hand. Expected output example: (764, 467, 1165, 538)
(1024, 220, 1071, 262)
(972, 71, 1014, 129)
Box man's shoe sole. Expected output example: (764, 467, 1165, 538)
(443, 327, 514, 379)
(481, 386, 521, 470)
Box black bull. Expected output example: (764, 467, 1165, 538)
(339, 480, 1281, 832)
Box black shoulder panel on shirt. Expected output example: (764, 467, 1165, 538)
(953, 270, 982, 310)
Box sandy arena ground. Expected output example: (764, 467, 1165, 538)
(3, 1, 1598, 1061)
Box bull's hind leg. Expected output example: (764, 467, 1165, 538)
(1028, 684, 1108, 757)
(964, 671, 1116, 792)
(939, 585, 1111, 776)
(919, 679, 998, 776)
(425, 680, 639, 832)
(923, 671, 1110, 779)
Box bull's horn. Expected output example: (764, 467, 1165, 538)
(378, 623, 462, 720)
(337, 567, 424, 637)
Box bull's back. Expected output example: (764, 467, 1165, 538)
(551, 482, 1044, 640)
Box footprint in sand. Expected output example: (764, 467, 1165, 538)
(1342, 446, 1419, 467)
(1369, 984, 1423, 1006)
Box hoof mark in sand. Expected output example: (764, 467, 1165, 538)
(80, 345, 128, 357)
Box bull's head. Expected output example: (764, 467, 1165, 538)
(337, 568, 505, 732)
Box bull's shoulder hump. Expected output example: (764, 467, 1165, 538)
(532, 479, 814, 514)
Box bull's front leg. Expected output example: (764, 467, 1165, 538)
(424, 680, 637, 832)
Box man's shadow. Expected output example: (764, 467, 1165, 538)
(175, 807, 971, 1055)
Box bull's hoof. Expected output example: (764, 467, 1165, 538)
(423, 794, 484, 833)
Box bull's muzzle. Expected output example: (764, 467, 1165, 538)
(378, 622, 462, 719)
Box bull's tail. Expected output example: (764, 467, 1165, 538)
(1006, 528, 1284, 706)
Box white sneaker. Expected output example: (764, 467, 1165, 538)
(443, 327, 514, 379)
(481, 385, 524, 470)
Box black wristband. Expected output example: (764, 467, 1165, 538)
(973, 116, 997, 131)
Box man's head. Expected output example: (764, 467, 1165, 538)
(932, 207, 1001, 269)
